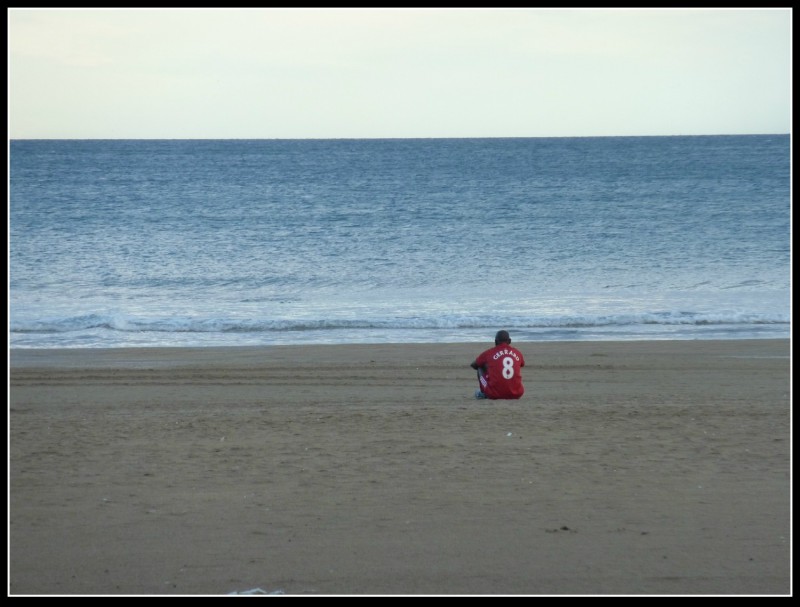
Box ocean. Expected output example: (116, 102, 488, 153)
(9, 135, 790, 349)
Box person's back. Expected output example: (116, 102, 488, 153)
(470, 330, 525, 400)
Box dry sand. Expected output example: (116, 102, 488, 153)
(9, 339, 791, 595)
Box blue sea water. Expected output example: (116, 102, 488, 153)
(9, 136, 791, 349)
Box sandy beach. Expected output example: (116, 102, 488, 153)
(9, 339, 791, 596)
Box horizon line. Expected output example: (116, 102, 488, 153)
(9, 132, 790, 142)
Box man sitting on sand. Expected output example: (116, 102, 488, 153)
(470, 330, 525, 400)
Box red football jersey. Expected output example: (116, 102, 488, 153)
(475, 344, 525, 399)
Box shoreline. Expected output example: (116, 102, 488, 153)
(8, 336, 792, 364)
(10, 339, 791, 595)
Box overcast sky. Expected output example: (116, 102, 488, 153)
(7, 7, 792, 139)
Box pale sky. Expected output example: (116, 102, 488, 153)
(7, 7, 792, 139)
